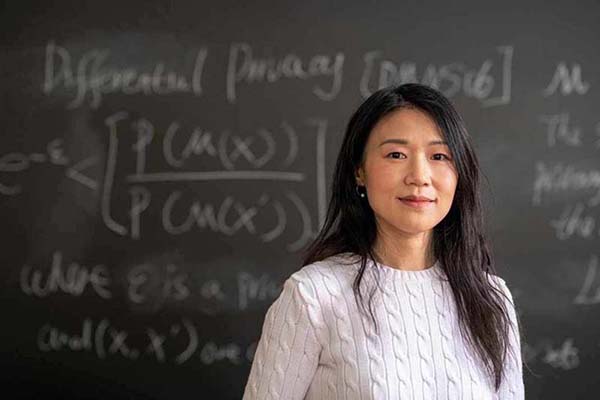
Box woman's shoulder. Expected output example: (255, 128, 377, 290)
(291, 252, 359, 280)
(286, 252, 360, 298)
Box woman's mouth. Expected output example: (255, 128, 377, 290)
(398, 198, 435, 209)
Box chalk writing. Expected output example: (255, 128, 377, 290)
(19, 250, 283, 314)
(36, 317, 256, 365)
(574, 254, 600, 305)
(549, 202, 598, 240)
(226, 42, 344, 103)
(20, 251, 111, 299)
(124, 265, 281, 314)
(359, 45, 513, 107)
(200, 341, 242, 365)
(0, 139, 97, 195)
(127, 263, 190, 305)
(130, 116, 301, 172)
(101, 112, 326, 245)
(542, 62, 591, 96)
(42, 41, 207, 109)
(532, 162, 600, 207)
(237, 272, 282, 311)
(523, 337, 580, 370)
(539, 113, 583, 147)
(36, 317, 194, 363)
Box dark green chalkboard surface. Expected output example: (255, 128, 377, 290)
(1, 1, 599, 399)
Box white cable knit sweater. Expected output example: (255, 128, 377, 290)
(242, 253, 525, 400)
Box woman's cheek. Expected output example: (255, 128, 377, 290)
(434, 163, 456, 179)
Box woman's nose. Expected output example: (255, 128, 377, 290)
(404, 155, 431, 186)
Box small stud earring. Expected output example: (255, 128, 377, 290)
(356, 185, 366, 198)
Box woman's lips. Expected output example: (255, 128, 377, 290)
(399, 198, 435, 209)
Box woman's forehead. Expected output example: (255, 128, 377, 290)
(368, 108, 445, 145)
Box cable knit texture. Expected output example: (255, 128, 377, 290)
(243, 253, 525, 400)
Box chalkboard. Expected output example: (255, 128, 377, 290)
(1, 1, 599, 399)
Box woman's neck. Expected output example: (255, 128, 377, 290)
(372, 230, 435, 271)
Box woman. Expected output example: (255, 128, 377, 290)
(242, 83, 525, 399)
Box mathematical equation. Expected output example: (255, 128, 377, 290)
(37, 317, 258, 366)
(1, 113, 328, 249)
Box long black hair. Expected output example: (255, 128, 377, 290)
(301, 83, 519, 391)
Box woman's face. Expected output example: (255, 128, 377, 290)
(355, 107, 458, 238)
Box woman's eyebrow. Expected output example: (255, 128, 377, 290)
(378, 138, 448, 147)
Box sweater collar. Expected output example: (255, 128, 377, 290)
(332, 252, 446, 282)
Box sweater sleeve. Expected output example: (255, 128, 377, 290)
(242, 272, 323, 400)
(494, 276, 525, 400)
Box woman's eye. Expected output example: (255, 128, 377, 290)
(386, 152, 451, 161)
(386, 152, 405, 159)
(433, 153, 452, 161)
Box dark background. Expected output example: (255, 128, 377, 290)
(1, 1, 599, 399)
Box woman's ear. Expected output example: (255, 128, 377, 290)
(355, 166, 365, 186)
